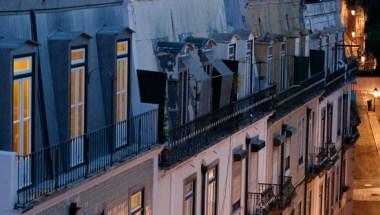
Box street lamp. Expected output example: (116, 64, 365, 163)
(351, 10, 356, 16)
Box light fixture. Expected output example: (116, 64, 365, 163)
(351, 31, 356, 38)
(351, 10, 356, 16)
(374, 88, 379, 98)
(361, 56, 366, 63)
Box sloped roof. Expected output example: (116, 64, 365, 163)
(0, 38, 38, 49)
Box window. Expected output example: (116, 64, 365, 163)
(306, 191, 312, 215)
(246, 40, 253, 95)
(337, 96, 342, 136)
(232, 159, 242, 212)
(319, 184, 323, 215)
(325, 177, 330, 215)
(280, 43, 287, 90)
(342, 94, 349, 136)
(179, 60, 190, 125)
(13, 56, 33, 189)
(298, 117, 305, 165)
(297, 201, 302, 215)
(130, 190, 144, 215)
(285, 139, 290, 171)
(331, 171, 335, 212)
(116, 41, 129, 123)
(336, 167, 340, 203)
(327, 103, 333, 143)
(321, 108, 326, 146)
(70, 48, 86, 167)
(206, 165, 218, 215)
(115, 41, 129, 148)
(267, 46, 273, 85)
(228, 44, 236, 60)
(183, 177, 196, 215)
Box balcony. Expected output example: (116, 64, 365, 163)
(271, 72, 325, 121)
(15, 109, 159, 208)
(249, 176, 295, 214)
(159, 85, 277, 168)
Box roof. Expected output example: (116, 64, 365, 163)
(97, 26, 135, 35)
(156, 41, 191, 55)
(50, 31, 92, 41)
(211, 32, 238, 43)
(233, 29, 252, 40)
(0, 38, 38, 49)
(184, 37, 216, 49)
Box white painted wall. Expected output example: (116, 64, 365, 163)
(156, 116, 269, 215)
(0, 151, 18, 215)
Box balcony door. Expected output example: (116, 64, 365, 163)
(70, 48, 86, 167)
(13, 56, 33, 188)
(115, 41, 129, 148)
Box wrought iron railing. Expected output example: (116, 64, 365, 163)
(160, 85, 276, 167)
(250, 176, 295, 213)
(16, 109, 158, 208)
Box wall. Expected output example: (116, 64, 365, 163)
(156, 117, 269, 215)
(24, 158, 155, 215)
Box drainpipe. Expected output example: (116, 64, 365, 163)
(201, 164, 207, 215)
(304, 108, 311, 215)
(244, 141, 250, 215)
(280, 124, 286, 198)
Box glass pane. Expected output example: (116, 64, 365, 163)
(130, 191, 142, 210)
(70, 70, 76, 105)
(71, 48, 85, 64)
(13, 80, 20, 121)
(78, 105, 84, 136)
(70, 107, 75, 138)
(184, 198, 193, 215)
(208, 167, 215, 180)
(79, 68, 84, 103)
(184, 181, 194, 194)
(13, 123, 20, 153)
(116, 94, 120, 122)
(122, 93, 127, 121)
(117, 41, 128, 55)
(116, 62, 121, 91)
(24, 119, 30, 154)
(23, 79, 31, 118)
(122, 59, 127, 90)
(14, 57, 32, 74)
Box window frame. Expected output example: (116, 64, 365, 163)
(115, 39, 130, 124)
(129, 188, 144, 215)
(13, 54, 35, 154)
(69, 46, 87, 139)
(205, 163, 218, 215)
(183, 174, 197, 215)
(228, 43, 236, 60)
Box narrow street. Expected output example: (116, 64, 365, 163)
(353, 106, 380, 214)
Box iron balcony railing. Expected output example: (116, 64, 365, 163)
(250, 176, 295, 213)
(16, 109, 158, 208)
(160, 85, 277, 167)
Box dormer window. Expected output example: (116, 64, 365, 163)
(267, 46, 273, 85)
(280, 43, 287, 90)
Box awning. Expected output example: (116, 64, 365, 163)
(137, 70, 167, 105)
(182, 55, 211, 115)
(284, 125, 296, 137)
(246, 135, 266, 152)
(205, 52, 233, 107)
(274, 133, 284, 146)
(233, 147, 248, 161)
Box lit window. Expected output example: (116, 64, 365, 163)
(70, 48, 86, 167)
(13, 56, 33, 188)
(117, 41, 128, 55)
(14, 56, 32, 75)
(206, 166, 217, 215)
(71, 48, 85, 65)
(183, 177, 196, 215)
(130, 190, 143, 215)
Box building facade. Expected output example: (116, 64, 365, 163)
(0, 0, 358, 215)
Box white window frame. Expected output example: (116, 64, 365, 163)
(13, 56, 33, 189)
(228, 43, 236, 60)
(206, 165, 217, 215)
(70, 48, 86, 167)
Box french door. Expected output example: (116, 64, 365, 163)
(70, 48, 86, 167)
(13, 56, 33, 189)
(115, 41, 128, 148)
